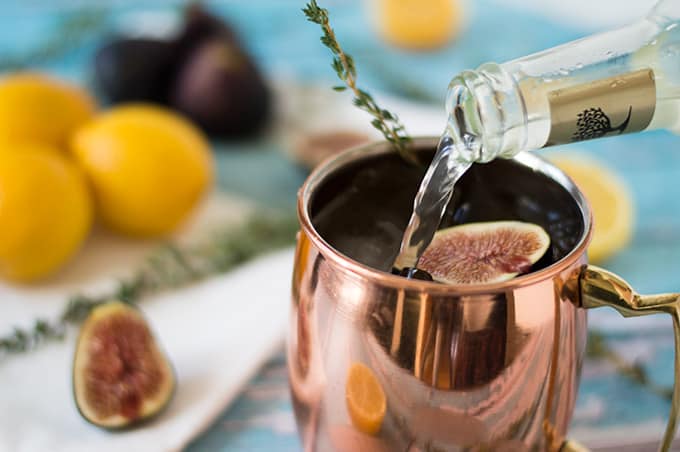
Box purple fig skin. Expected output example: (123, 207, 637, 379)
(169, 38, 271, 138)
(175, 3, 241, 60)
(93, 38, 176, 104)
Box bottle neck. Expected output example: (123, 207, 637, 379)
(445, 63, 528, 163)
(446, 6, 678, 162)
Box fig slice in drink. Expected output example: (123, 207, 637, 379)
(418, 221, 550, 285)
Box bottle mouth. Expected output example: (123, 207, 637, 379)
(445, 71, 489, 163)
(446, 63, 528, 161)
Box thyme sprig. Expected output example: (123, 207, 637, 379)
(0, 214, 298, 359)
(302, 0, 417, 165)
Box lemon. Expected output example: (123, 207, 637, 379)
(71, 104, 214, 238)
(549, 154, 634, 264)
(346, 362, 386, 435)
(0, 144, 92, 282)
(374, 0, 464, 50)
(0, 73, 96, 148)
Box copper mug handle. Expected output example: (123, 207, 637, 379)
(561, 265, 680, 452)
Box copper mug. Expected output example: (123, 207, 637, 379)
(287, 137, 680, 451)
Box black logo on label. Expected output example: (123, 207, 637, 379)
(572, 106, 633, 142)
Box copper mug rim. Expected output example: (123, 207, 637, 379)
(297, 136, 594, 295)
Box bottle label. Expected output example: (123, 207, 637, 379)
(546, 69, 656, 146)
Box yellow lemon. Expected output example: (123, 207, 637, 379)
(70, 104, 214, 237)
(374, 0, 464, 50)
(549, 154, 634, 264)
(0, 144, 92, 282)
(0, 73, 96, 148)
(346, 362, 386, 435)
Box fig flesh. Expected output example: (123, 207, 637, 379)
(418, 221, 550, 285)
(73, 301, 175, 429)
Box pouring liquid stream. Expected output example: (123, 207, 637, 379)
(392, 116, 477, 272)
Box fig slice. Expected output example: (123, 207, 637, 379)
(418, 221, 550, 285)
(73, 301, 175, 429)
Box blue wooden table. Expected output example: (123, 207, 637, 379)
(3, 0, 680, 449)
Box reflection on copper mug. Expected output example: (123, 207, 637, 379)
(287, 138, 680, 452)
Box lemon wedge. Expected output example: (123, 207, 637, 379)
(549, 154, 634, 264)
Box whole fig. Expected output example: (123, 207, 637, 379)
(169, 38, 271, 137)
(174, 3, 239, 58)
(93, 38, 175, 104)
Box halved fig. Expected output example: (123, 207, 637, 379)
(73, 301, 175, 429)
(418, 221, 550, 285)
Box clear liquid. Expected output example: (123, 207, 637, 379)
(392, 123, 475, 271)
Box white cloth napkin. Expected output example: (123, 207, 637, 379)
(0, 193, 295, 452)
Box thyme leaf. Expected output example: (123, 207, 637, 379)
(303, 0, 417, 164)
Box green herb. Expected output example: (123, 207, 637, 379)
(0, 9, 106, 72)
(302, 0, 417, 165)
(0, 214, 298, 359)
(587, 330, 674, 401)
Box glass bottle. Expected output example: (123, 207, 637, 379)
(446, 0, 680, 163)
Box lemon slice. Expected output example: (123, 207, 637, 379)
(345, 363, 386, 435)
(548, 154, 634, 264)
